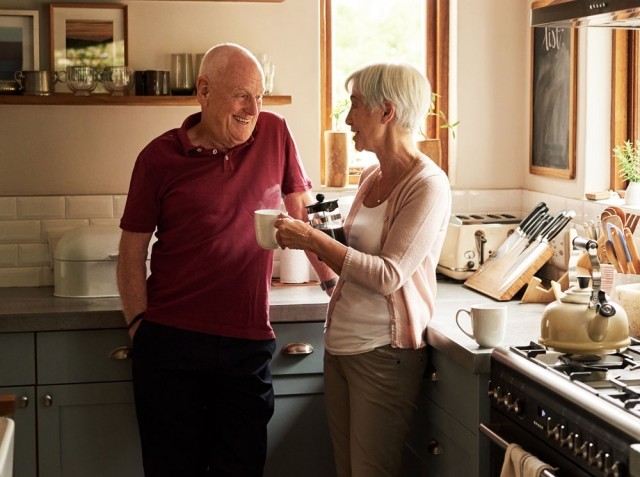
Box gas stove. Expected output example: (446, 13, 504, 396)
(485, 341, 640, 477)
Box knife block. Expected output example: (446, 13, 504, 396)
(464, 244, 554, 301)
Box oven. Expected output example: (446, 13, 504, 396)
(480, 343, 640, 477)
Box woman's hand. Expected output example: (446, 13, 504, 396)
(274, 214, 315, 250)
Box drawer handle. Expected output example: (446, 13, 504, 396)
(18, 395, 29, 409)
(282, 343, 314, 355)
(43, 394, 53, 408)
(428, 440, 443, 455)
(110, 346, 133, 360)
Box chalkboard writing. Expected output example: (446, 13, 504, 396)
(530, 27, 576, 179)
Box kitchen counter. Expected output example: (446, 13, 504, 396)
(429, 279, 546, 374)
(0, 280, 548, 375)
(0, 285, 330, 332)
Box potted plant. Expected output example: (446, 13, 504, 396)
(416, 92, 458, 168)
(613, 139, 640, 205)
(324, 99, 350, 187)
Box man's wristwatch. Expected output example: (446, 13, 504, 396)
(320, 277, 338, 291)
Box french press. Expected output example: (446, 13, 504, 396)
(305, 194, 346, 245)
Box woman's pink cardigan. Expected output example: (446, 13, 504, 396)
(326, 158, 452, 349)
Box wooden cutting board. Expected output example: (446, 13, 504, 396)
(464, 243, 555, 301)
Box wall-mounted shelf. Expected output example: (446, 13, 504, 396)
(0, 94, 291, 106)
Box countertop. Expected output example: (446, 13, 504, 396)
(0, 280, 548, 374)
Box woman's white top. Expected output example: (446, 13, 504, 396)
(324, 201, 391, 355)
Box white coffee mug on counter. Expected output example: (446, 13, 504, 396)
(456, 303, 507, 348)
(254, 209, 281, 249)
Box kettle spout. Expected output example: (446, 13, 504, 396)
(587, 314, 609, 342)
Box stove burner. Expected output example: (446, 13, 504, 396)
(560, 353, 627, 370)
(569, 354, 604, 363)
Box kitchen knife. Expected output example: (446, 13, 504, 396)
(492, 202, 548, 258)
(519, 211, 565, 255)
(498, 211, 576, 294)
(545, 210, 575, 242)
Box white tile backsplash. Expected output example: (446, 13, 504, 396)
(0, 221, 42, 244)
(0, 198, 17, 220)
(0, 267, 43, 287)
(17, 196, 65, 220)
(65, 196, 114, 219)
(0, 245, 18, 268)
(0, 189, 621, 288)
(19, 243, 50, 267)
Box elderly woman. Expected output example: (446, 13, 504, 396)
(275, 62, 451, 477)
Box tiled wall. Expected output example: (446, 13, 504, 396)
(0, 195, 127, 287)
(0, 189, 631, 288)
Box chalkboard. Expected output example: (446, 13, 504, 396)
(530, 27, 577, 179)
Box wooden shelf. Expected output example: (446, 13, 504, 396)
(0, 94, 291, 106)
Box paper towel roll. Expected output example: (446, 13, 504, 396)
(615, 282, 640, 337)
(279, 248, 309, 284)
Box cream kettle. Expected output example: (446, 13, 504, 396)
(539, 237, 630, 354)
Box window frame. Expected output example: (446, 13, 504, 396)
(611, 30, 640, 192)
(320, 0, 451, 184)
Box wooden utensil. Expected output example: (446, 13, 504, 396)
(605, 240, 623, 272)
(609, 224, 633, 273)
(624, 227, 640, 272)
(626, 213, 640, 233)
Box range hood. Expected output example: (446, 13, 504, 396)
(531, 0, 640, 28)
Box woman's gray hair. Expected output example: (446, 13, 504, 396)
(344, 63, 431, 132)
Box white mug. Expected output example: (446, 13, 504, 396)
(254, 209, 281, 249)
(456, 304, 507, 348)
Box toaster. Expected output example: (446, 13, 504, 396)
(437, 213, 521, 280)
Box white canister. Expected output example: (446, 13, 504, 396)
(614, 282, 640, 337)
(279, 248, 309, 284)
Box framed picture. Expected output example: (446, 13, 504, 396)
(530, 26, 577, 179)
(50, 3, 127, 91)
(0, 10, 39, 81)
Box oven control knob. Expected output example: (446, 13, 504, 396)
(545, 418, 559, 440)
(573, 434, 588, 459)
(487, 384, 500, 401)
(559, 426, 573, 447)
(602, 453, 623, 477)
(587, 443, 603, 468)
(502, 392, 513, 409)
(512, 398, 524, 416)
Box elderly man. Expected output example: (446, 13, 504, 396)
(117, 43, 336, 477)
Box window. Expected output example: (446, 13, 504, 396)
(320, 0, 450, 184)
(612, 30, 639, 191)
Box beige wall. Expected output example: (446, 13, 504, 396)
(0, 0, 319, 195)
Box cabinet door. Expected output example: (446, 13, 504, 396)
(37, 382, 143, 477)
(0, 386, 36, 477)
(37, 329, 132, 385)
(0, 333, 35, 386)
(265, 375, 336, 477)
(404, 392, 477, 477)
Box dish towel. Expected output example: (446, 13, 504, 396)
(500, 443, 555, 477)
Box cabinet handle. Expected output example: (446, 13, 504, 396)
(427, 365, 439, 382)
(281, 342, 314, 355)
(18, 395, 29, 409)
(43, 394, 53, 408)
(428, 440, 443, 455)
(110, 346, 133, 360)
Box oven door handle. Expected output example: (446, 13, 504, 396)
(479, 424, 557, 477)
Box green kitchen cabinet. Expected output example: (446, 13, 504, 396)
(266, 322, 336, 477)
(402, 347, 490, 477)
(0, 333, 37, 477)
(0, 322, 336, 477)
(36, 329, 143, 477)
